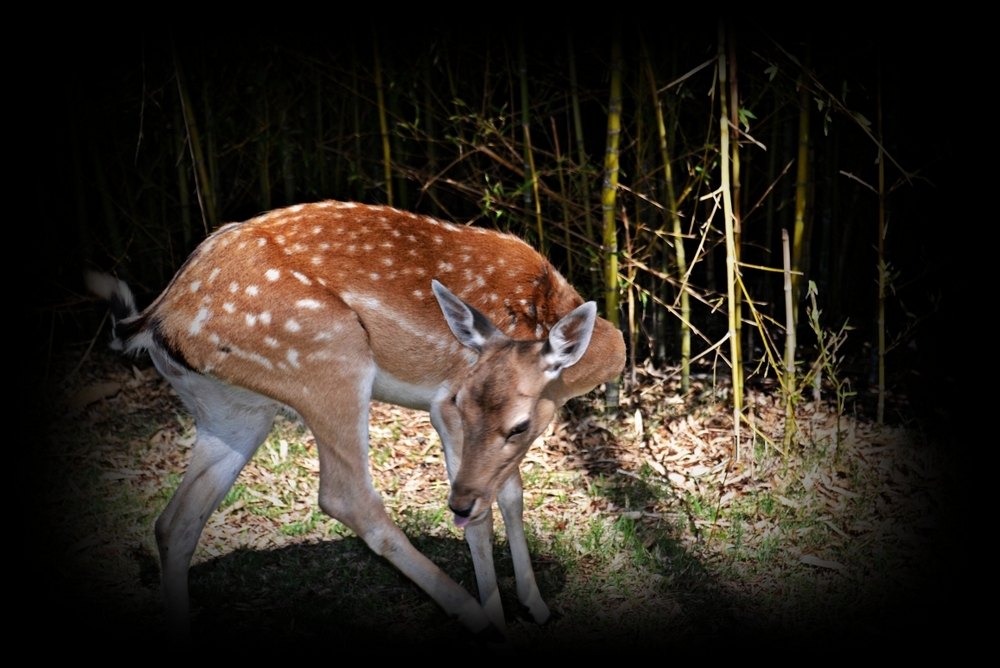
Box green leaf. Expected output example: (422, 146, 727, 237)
(814, 97, 825, 111)
(765, 65, 779, 81)
(853, 111, 872, 127)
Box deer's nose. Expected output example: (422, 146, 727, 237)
(449, 500, 475, 518)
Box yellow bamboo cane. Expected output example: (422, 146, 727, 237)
(718, 23, 743, 431)
(602, 29, 623, 412)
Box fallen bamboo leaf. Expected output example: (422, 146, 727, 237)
(800, 554, 847, 573)
(68, 382, 121, 410)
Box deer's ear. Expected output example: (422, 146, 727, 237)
(542, 302, 596, 377)
(432, 280, 502, 353)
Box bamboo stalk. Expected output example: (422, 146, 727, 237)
(258, 99, 272, 211)
(173, 106, 193, 250)
(791, 73, 810, 324)
(718, 23, 743, 427)
(642, 40, 690, 392)
(782, 228, 796, 449)
(374, 34, 393, 207)
(551, 115, 573, 278)
(728, 24, 744, 400)
(602, 29, 623, 413)
(518, 34, 544, 250)
(876, 60, 886, 425)
(568, 35, 594, 245)
(173, 47, 215, 232)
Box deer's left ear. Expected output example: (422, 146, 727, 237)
(432, 279, 502, 353)
(542, 302, 597, 377)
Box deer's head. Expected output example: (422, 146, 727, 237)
(431, 279, 596, 527)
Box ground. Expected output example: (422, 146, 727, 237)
(29, 346, 961, 656)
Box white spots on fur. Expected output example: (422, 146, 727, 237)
(434, 236, 443, 244)
(415, 267, 426, 276)
(363, 243, 374, 251)
(266, 269, 280, 282)
(438, 261, 454, 272)
(296, 299, 322, 310)
(230, 282, 239, 293)
(498, 258, 507, 265)
(461, 254, 471, 263)
(189, 308, 210, 335)
(223, 302, 236, 314)
(489, 294, 498, 302)
(276, 235, 286, 245)
(342, 293, 381, 311)
(506, 322, 516, 333)
(190, 280, 201, 293)
(260, 311, 272, 325)
(306, 349, 336, 363)
(347, 245, 356, 253)
(519, 298, 528, 305)
(342, 202, 357, 208)
(485, 265, 495, 274)
(535, 324, 543, 338)
(311, 256, 322, 266)
(380, 242, 393, 249)
(515, 285, 524, 294)
(209, 333, 220, 344)
(209, 268, 221, 282)
(290, 204, 305, 213)
(318, 201, 334, 208)
(443, 223, 459, 232)
(313, 327, 341, 341)
(257, 238, 267, 247)
(291, 271, 312, 286)
(238, 241, 247, 250)
(286, 349, 301, 369)
(407, 235, 417, 242)
(475, 227, 488, 234)
(413, 289, 424, 299)
(292, 243, 306, 253)
(370, 273, 380, 281)
(264, 336, 279, 348)
(229, 345, 273, 370)
(317, 278, 327, 287)
(382, 257, 393, 266)
(319, 242, 330, 250)
(245, 313, 258, 326)
(475, 276, 486, 288)
(246, 285, 259, 296)
(285, 319, 302, 333)
(392, 230, 401, 237)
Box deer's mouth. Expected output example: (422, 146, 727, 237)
(449, 496, 490, 528)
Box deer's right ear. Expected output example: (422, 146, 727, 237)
(432, 279, 501, 353)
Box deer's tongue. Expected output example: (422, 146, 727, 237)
(453, 513, 471, 528)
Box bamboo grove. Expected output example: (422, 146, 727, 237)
(58, 23, 941, 435)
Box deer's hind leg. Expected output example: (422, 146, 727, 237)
(150, 349, 278, 642)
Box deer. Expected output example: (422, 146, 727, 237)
(86, 200, 625, 643)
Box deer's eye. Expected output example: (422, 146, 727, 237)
(507, 420, 530, 440)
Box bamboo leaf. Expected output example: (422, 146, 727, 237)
(853, 111, 872, 126)
(765, 65, 778, 80)
(738, 107, 756, 130)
